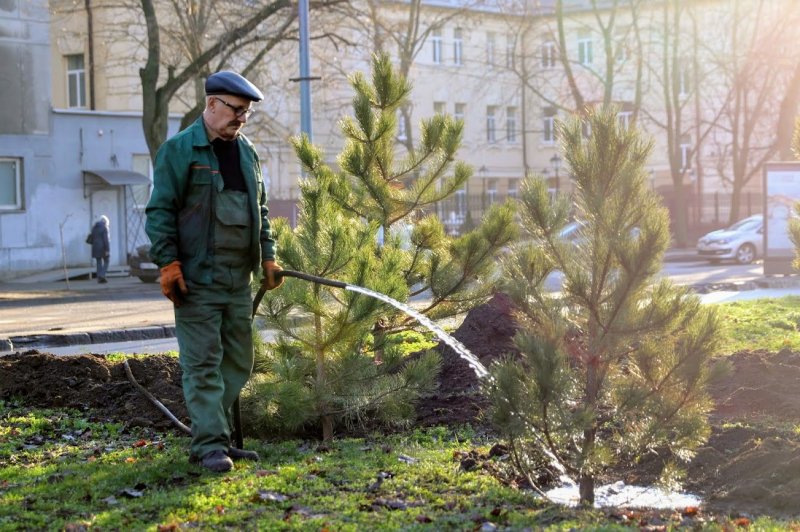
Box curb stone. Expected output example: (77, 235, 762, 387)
(0, 315, 310, 354)
(2, 325, 174, 353)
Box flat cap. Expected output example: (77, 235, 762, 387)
(205, 71, 263, 102)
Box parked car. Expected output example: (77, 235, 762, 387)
(128, 244, 160, 283)
(559, 220, 640, 246)
(696, 214, 763, 264)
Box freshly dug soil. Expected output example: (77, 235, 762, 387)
(2, 293, 800, 518)
(0, 353, 186, 431)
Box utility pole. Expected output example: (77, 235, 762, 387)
(298, 0, 313, 140)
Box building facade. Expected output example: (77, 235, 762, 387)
(2, 0, 797, 278)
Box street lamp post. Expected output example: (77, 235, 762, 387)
(550, 153, 562, 193)
(479, 165, 487, 212)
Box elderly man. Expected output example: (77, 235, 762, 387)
(145, 71, 284, 473)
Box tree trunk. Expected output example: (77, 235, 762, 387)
(579, 471, 595, 507)
(579, 350, 599, 507)
(775, 62, 800, 160)
(729, 182, 742, 225)
(314, 286, 333, 441)
(672, 177, 689, 247)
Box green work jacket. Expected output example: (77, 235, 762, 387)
(145, 117, 275, 284)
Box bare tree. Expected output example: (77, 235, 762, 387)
(138, 0, 303, 159)
(706, 1, 800, 223)
(493, 0, 646, 175)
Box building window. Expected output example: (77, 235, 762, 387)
(507, 178, 519, 199)
(615, 26, 629, 63)
(486, 32, 496, 67)
(543, 107, 556, 144)
(506, 106, 518, 143)
(431, 28, 442, 64)
(453, 28, 463, 66)
(487, 179, 497, 205)
(578, 33, 593, 65)
(618, 110, 632, 131)
(66, 54, 87, 108)
(506, 35, 515, 69)
(678, 63, 691, 97)
(541, 40, 557, 68)
(434, 101, 446, 115)
(397, 110, 407, 141)
(454, 103, 465, 123)
(680, 142, 692, 171)
(486, 106, 497, 143)
(0, 158, 23, 210)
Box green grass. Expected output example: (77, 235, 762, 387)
(1, 405, 597, 531)
(714, 295, 800, 353)
(1, 403, 796, 530)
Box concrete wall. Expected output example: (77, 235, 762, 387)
(0, 0, 51, 135)
(0, 0, 54, 279)
(0, 109, 179, 280)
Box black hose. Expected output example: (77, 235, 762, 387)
(277, 269, 348, 289)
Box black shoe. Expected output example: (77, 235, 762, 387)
(98, 278, 108, 284)
(228, 447, 259, 461)
(193, 450, 233, 472)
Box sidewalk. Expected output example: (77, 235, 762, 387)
(0, 267, 305, 353)
(0, 268, 175, 352)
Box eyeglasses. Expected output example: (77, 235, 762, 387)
(213, 96, 254, 119)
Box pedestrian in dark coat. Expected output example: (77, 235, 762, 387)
(90, 215, 110, 283)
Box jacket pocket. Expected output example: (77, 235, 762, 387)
(214, 191, 251, 251)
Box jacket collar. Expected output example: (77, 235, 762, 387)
(190, 116, 212, 148)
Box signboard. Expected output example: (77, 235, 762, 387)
(763, 162, 800, 275)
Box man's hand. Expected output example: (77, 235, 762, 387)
(261, 260, 284, 290)
(160, 260, 189, 306)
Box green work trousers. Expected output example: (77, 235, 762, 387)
(176, 189, 255, 458)
(176, 278, 253, 458)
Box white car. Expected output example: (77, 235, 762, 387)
(697, 215, 763, 264)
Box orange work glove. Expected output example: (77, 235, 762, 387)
(160, 260, 189, 306)
(261, 260, 284, 290)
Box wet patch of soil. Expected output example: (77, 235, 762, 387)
(3, 293, 800, 518)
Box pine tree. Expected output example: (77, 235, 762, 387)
(317, 53, 518, 323)
(488, 106, 721, 506)
(246, 53, 517, 441)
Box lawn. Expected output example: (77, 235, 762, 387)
(716, 295, 800, 353)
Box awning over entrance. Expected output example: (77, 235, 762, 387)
(83, 169, 150, 198)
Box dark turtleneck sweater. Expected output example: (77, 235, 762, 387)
(211, 137, 247, 192)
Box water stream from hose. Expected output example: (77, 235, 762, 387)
(345, 285, 489, 379)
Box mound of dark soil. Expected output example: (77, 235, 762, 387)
(0, 352, 186, 431)
(414, 292, 519, 427)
